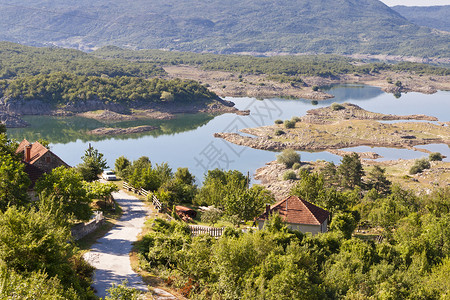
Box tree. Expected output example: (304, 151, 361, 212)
(223, 185, 274, 224)
(114, 155, 131, 178)
(337, 153, 364, 190)
(174, 167, 195, 185)
(276, 149, 300, 168)
(0, 206, 72, 282)
(0, 264, 79, 300)
(0, 153, 30, 212)
(35, 166, 92, 221)
(366, 165, 391, 195)
(77, 145, 108, 182)
(409, 158, 431, 175)
(84, 181, 119, 209)
(330, 211, 359, 239)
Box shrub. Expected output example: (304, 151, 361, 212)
(386, 77, 393, 84)
(409, 158, 431, 174)
(274, 119, 283, 124)
(429, 152, 443, 161)
(292, 162, 301, 170)
(395, 80, 402, 87)
(283, 171, 297, 180)
(291, 116, 301, 122)
(277, 149, 301, 168)
(274, 129, 285, 136)
(331, 102, 345, 111)
(312, 85, 319, 91)
(200, 208, 223, 225)
(284, 120, 296, 129)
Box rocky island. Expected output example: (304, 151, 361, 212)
(215, 103, 449, 152)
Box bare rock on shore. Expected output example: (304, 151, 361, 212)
(327, 149, 382, 159)
(79, 110, 138, 121)
(0, 111, 29, 128)
(88, 125, 158, 135)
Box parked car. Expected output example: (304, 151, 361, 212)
(102, 170, 117, 181)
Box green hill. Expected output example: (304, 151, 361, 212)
(392, 5, 450, 33)
(0, 0, 449, 57)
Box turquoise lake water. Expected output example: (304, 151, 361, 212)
(7, 85, 450, 182)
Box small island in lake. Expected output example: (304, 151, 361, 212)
(214, 103, 450, 151)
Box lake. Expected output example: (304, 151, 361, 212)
(7, 85, 450, 183)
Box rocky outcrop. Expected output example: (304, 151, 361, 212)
(88, 125, 158, 135)
(0, 111, 29, 128)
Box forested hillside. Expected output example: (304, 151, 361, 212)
(0, 0, 449, 57)
(393, 5, 450, 32)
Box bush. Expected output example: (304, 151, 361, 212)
(274, 129, 285, 136)
(283, 171, 297, 180)
(291, 116, 301, 122)
(200, 208, 223, 225)
(312, 85, 319, 91)
(284, 120, 296, 128)
(277, 149, 301, 168)
(331, 102, 345, 111)
(409, 158, 431, 174)
(274, 119, 283, 124)
(429, 152, 443, 161)
(292, 162, 301, 170)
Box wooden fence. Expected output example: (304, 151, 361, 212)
(123, 181, 163, 211)
(189, 225, 224, 237)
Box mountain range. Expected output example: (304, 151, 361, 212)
(0, 0, 449, 58)
(392, 5, 450, 33)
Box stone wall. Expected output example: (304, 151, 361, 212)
(71, 211, 104, 240)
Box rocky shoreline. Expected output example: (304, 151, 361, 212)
(214, 104, 450, 151)
(87, 125, 158, 135)
(0, 97, 243, 128)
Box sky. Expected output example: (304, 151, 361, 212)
(380, 0, 450, 6)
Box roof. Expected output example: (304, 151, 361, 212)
(257, 195, 329, 225)
(16, 139, 49, 164)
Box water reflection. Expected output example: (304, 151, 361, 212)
(6, 85, 450, 181)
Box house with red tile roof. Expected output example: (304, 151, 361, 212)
(256, 195, 330, 235)
(16, 139, 70, 186)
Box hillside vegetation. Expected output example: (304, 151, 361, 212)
(393, 5, 450, 32)
(94, 47, 450, 77)
(0, 73, 218, 106)
(0, 0, 449, 57)
(0, 41, 165, 79)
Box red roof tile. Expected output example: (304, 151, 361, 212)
(257, 195, 329, 225)
(16, 139, 49, 164)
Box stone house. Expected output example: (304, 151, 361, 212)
(16, 139, 70, 186)
(256, 195, 330, 235)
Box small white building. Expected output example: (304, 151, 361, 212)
(256, 195, 330, 235)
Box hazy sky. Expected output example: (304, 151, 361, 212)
(380, 0, 450, 6)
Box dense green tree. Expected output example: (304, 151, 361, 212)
(366, 165, 391, 195)
(223, 185, 274, 224)
(114, 156, 131, 178)
(35, 166, 92, 221)
(0, 264, 79, 300)
(337, 153, 365, 190)
(174, 167, 195, 185)
(0, 153, 30, 211)
(77, 145, 108, 182)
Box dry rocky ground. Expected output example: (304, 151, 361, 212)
(255, 159, 450, 200)
(164, 65, 450, 99)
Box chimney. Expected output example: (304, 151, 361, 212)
(265, 204, 271, 216)
(25, 144, 32, 162)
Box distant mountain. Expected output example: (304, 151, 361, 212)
(0, 0, 449, 58)
(392, 5, 450, 33)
